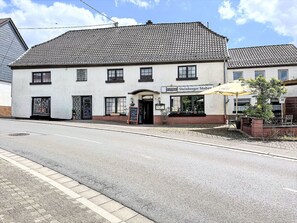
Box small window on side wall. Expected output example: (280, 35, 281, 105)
(233, 71, 243, 80)
(278, 69, 288, 81)
(77, 69, 87, 81)
(255, 70, 265, 79)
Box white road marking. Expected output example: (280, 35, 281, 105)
(283, 188, 297, 193)
(140, 154, 153, 160)
(54, 134, 102, 144)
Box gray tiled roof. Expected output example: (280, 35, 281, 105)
(0, 18, 10, 26)
(10, 22, 228, 68)
(228, 44, 297, 69)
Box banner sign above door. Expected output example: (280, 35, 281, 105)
(161, 84, 213, 93)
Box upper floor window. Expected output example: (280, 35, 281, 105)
(105, 97, 126, 115)
(77, 69, 87, 81)
(139, 67, 153, 82)
(106, 69, 124, 83)
(233, 71, 243, 80)
(31, 72, 51, 84)
(278, 69, 288, 81)
(177, 65, 197, 80)
(255, 70, 265, 79)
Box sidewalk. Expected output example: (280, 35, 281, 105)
(0, 149, 153, 223)
(19, 119, 297, 160)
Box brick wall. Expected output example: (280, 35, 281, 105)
(0, 106, 11, 117)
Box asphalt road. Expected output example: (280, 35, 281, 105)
(0, 119, 296, 223)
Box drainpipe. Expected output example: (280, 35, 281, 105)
(224, 37, 230, 124)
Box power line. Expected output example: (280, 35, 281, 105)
(18, 23, 114, 30)
(80, 0, 118, 27)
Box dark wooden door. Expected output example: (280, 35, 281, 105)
(143, 100, 153, 124)
(81, 96, 92, 120)
(285, 97, 297, 122)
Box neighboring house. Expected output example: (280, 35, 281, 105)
(228, 44, 297, 121)
(0, 18, 28, 116)
(10, 21, 229, 124)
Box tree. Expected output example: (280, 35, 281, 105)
(244, 76, 287, 123)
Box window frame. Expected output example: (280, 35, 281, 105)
(278, 69, 289, 81)
(31, 71, 51, 85)
(233, 71, 243, 80)
(105, 97, 126, 115)
(169, 95, 205, 116)
(255, 70, 265, 79)
(176, 65, 197, 81)
(32, 97, 51, 117)
(139, 67, 153, 82)
(233, 98, 250, 113)
(106, 69, 124, 83)
(77, 69, 87, 82)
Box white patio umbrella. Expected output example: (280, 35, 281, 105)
(198, 81, 252, 119)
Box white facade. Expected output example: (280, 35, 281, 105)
(0, 81, 11, 106)
(12, 61, 226, 123)
(226, 66, 297, 115)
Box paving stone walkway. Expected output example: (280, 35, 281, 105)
(0, 159, 110, 223)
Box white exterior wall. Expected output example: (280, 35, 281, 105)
(12, 62, 225, 119)
(227, 66, 297, 115)
(0, 81, 11, 106)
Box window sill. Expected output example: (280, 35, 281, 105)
(105, 114, 127, 116)
(105, 80, 125, 83)
(138, 79, 154, 82)
(169, 113, 206, 117)
(30, 82, 52, 85)
(176, 77, 198, 81)
(76, 80, 87, 82)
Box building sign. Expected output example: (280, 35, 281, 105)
(155, 103, 165, 110)
(161, 84, 213, 93)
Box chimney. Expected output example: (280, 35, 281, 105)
(146, 20, 153, 25)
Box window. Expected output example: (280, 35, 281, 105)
(270, 98, 281, 112)
(233, 71, 243, 80)
(139, 67, 153, 82)
(32, 97, 50, 116)
(31, 72, 51, 84)
(278, 69, 288, 81)
(170, 95, 205, 115)
(77, 69, 87, 81)
(255, 70, 265, 79)
(234, 98, 250, 113)
(105, 97, 126, 115)
(106, 69, 124, 83)
(177, 65, 197, 80)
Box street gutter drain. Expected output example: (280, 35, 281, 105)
(8, 133, 30, 136)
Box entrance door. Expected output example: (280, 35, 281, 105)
(81, 96, 92, 119)
(143, 99, 153, 124)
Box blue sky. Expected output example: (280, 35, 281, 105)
(0, 0, 296, 48)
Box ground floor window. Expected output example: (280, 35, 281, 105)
(105, 97, 126, 115)
(233, 98, 250, 113)
(271, 98, 281, 117)
(32, 97, 50, 116)
(170, 95, 205, 116)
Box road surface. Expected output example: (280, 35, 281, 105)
(0, 119, 296, 222)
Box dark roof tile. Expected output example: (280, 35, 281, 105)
(228, 44, 297, 68)
(11, 22, 228, 68)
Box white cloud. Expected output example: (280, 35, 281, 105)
(115, 0, 161, 8)
(218, 0, 297, 44)
(218, 0, 235, 19)
(0, 0, 7, 8)
(0, 0, 138, 47)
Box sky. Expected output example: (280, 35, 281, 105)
(0, 0, 296, 48)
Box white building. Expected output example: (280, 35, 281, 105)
(227, 44, 297, 121)
(0, 18, 28, 116)
(10, 22, 229, 124)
